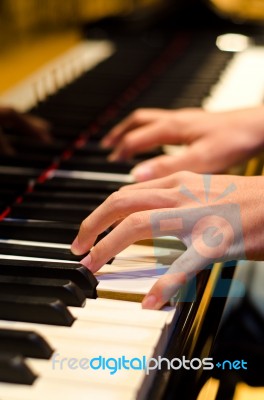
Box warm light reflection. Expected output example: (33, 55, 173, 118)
(216, 33, 251, 52)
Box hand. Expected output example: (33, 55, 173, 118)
(71, 171, 264, 309)
(0, 106, 51, 154)
(101, 107, 264, 181)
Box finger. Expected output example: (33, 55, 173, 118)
(71, 189, 178, 255)
(131, 145, 207, 181)
(108, 120, 185, 161)
(131, 155, 187, 181)
(0, 128, 15, 155)
(142, 248, 207, 309)
(0, 107, 52, 143)
(101, 108, 169, 148)
(120, 170, 199, 192)
(79, 210, 154, 273)
(20, 114, 52, 143)
(119, 175, 176, 191)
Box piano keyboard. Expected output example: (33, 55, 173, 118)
(0, 25, 264, 400)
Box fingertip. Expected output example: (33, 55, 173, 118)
(142, 294, 163, 310)
(131, 164, 154, 181)
(80, 253, 94, 270)
(107, 151, 119, 161)
(142, 294, 157, 309)
(100, 138, 111, 148)
(71, 236, 83, 256)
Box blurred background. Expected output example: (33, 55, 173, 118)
(1, 0, 264, 93)
(0, 0, 160, 48)
(0, 0, 161, 92)
(1, 0, 264, 43)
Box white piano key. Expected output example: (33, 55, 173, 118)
(0, 378, 134, 400)
(70, 301, 169, 329)
(25, 342, 154, 400)
(203, 46, 264, 111)
(86, 298, 179, 342)
(0, 239, 70, 249)
(0, 254, 78, 263)
(97, 267, 167, 296)
(0, 319, 164, 398)
(0, 40, 115, 112)
(70, 298, 178, 346)
(96, 242, 183, 302)
(82, 297, 177, 325)
(0, 318, 162, 351)
(53, 168, 134, 183)
(112, 242, 184, 263)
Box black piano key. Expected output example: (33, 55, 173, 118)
(34, 177, 123, 194)
(60, 156, 136, 173)
(0, 173, 37, 192)
(73, 141, 163, 161)
(0, 188, 19, 202)
(10, 202, 97, 223)
(24, 190, 108, 205)
(0, 353, 37, 385)
(0, 154, 54, 169)
(0, 294, 75, 326)
(0, 189, 19, 212)
(0, 219, 79, 243)
(9, 140, 68, 156)
(0, 242, 84, 262)
(0, 219, 110, 247)
(0, 259, 98, 298)
(50, 125, 84, 139)
(0, 276, 86, 307)
(0, 329, 53, 359)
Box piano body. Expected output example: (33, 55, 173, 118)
(0, 1, 264, 399)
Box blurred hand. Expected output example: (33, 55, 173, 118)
(71, 171, 264, 309)
(101, 107, 264, 181)
(0, 106, 51, 154)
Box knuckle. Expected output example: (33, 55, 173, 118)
(121, 134, 134, 149)
(104, 191, 129, 215)
(126, 212, 147, 230)
(132, 109, 145, 123)
(106, 191, 123, 207)
(172, 170, 196, 182)
(79, 218, 89, 234)
(118, 184, 130, 192)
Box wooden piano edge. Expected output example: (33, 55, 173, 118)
(97, 289, 144, 303)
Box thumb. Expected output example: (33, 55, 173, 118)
(131, 155, 183, 181)
(142, 248, 208, 309)
(131, 147, 205, 181)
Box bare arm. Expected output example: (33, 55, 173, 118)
(0, 106, 51, 154)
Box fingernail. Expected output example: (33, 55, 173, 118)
(81, 253, 93, 270)
(142, 294, 157, 309)
(100, 139, 111, 148)
(71, 236, 81, 255)
(131, 165, 153, 181)
(107, 152, 119, 161)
